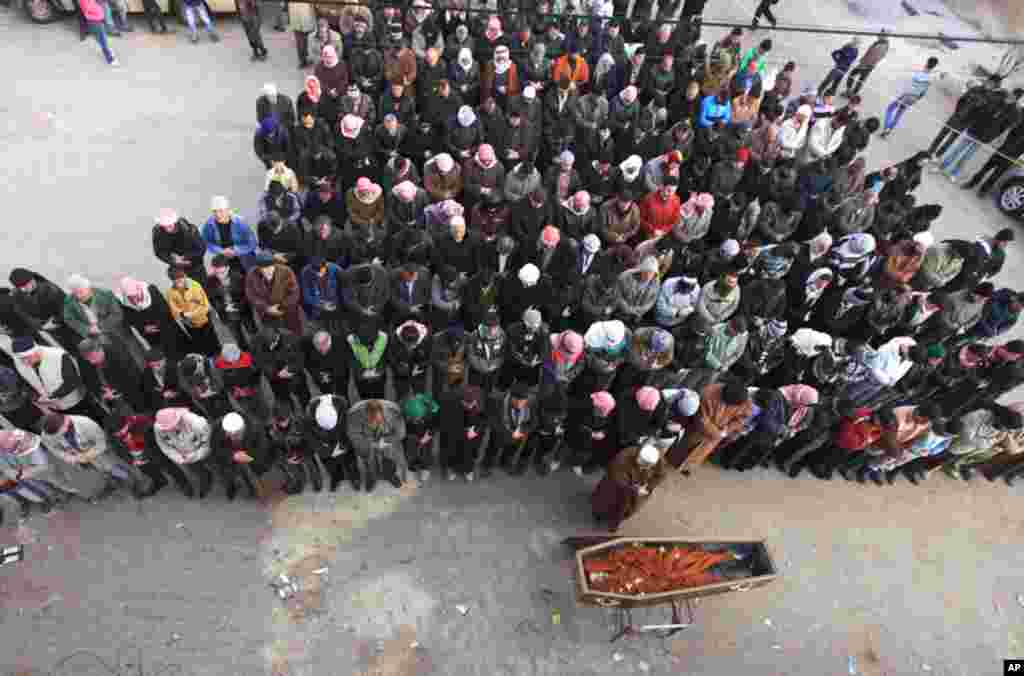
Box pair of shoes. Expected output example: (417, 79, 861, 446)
(250, 52, 262, 61)
(960, 467, 975, 481)
(446, 470, 456, 481)
(479, 465, 492, 478)
(388, 475, 403, 488)
(209, 31, 220, 42)
(947, 174, 959, 184)
(110, 58, 121, 67)
(225, 483, 237, 501)
(464, 471, 475, 482)
(787, 463, 803, 478)
(419, 469, 431, 482)
(961, 181, 978, 190)
(572, 466, 583, 477)
(190, 31, 200, 43)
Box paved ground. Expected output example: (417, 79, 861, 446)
(2, 1, 1024, 675)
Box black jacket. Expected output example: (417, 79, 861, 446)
(211, 416, 271, 472)
(254, 331, 305, 384)
(8, 272, 66, 332)
(142, 361, 191, 412)
(152, 221, 207, 275)
(80, 349, 146, 412)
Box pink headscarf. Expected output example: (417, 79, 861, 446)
(340, 114, 364, 139)
(591, 391, 616, 416)
(541, 225, 561, 247)
(694, 193, 715, 211)
(551, 331, 584, 365)
(321, 45, 339, 68)
(304, 75, 322, 104)
(393, 181, 418, 202)
(157, 208, 177, 228)
(476, 144, 497, 168)
(155, 407, 188, 432)
(636, 386, 661, 412)
(620, 86, 638, 104)
(780, 384, 819, 430)
(119, 277, 147, 299)
(485, 16, 502, 41)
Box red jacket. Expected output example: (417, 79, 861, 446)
(835, 408, 881, 451)
(639, 191, 681, 238)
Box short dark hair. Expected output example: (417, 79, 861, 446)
(996, 228, 1015, 242)
(916, 402, 943, 421)
(864, 117, 881, 133)
(925, 56, 939, 69)
(721, 382, 749, 405)
(759, 39, 772, 51)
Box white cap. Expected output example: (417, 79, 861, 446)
(523, 85, 536, 100)
(582, 234, 601, 254)
(604, 320, 626, 345)
(315, 398, 338, 430)
(676, 388, 700, 417)
(796, 104, 813, 118)
(558, 149, 575, 164)
(262, 83, 277, 97)
(211, 195, 230, 211)
(638, 444, 660, 465)
(913, 231, 935, 248)
(67, 274, 90, 291)
(435, 153, 454, 172)
(638, 256, 659, 273)
(222, 412, 245, 434)
(518, 264, 540, 285)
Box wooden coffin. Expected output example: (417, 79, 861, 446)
(575, 536, 778, 608)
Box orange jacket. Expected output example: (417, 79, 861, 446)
(551, 55, 590, 86)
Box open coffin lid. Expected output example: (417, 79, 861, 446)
(575, 536, 778, 608)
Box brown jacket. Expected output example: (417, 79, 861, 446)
(480, 62, 521, 102)
(384, 48, 418, 87)
(345, 191, 386, 228)
(424, 163, 464, 203)
(591, 446, 667, 529)
(672, 383, 753, 467)
(244, 264, 306, 336)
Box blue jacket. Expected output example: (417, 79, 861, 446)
(201, 216, 258, 268)
(972, 288, 1019, 339)
(300, 262, 343, 318)
(830, 45, 859, 72)
(698, 95, 732, 128)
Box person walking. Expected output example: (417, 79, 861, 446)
(843, 32, 889, 97)
(818, 38, 860, 98)
(237, 0, 268, 61)
(751, 0, 779, 29)
(77, 0, 117, 65)
(289, 1, 316, 68)
(182, 0, 220, 43)
(880, 57, 939, 138)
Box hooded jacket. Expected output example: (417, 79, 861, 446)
(694, 280, 740, 333)
(616, 268, 661, 319)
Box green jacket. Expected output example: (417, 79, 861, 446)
(62, 288, 123, 340)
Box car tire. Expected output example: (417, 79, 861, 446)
(996, 178, 1024, 219)
(24, 0, 61, 23)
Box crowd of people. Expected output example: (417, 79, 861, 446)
(8, 0, 1024, 532)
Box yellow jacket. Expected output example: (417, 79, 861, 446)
(166, 279, 211, 328)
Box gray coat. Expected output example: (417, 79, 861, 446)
(346, 399, 408, 479)
(616, 269, 661, 319)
